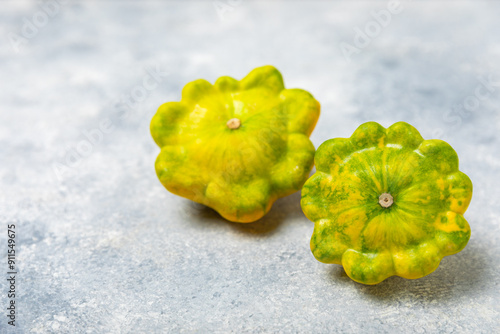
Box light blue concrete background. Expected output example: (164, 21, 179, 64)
(1, 1, 499, 333)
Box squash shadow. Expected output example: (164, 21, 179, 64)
(183, 190, 305, 237)
(328, 238, 490, 302)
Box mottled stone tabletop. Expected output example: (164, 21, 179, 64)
(1, 1, 499, 333)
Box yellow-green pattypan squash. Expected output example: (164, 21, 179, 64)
(301, 122, 472, 285)
(151, 65, 320, 223)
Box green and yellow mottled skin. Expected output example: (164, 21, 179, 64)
(301, 122, 472, 285)
(151, 65, 320, 223)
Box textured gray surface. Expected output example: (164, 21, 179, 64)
(1, 1, 500, 333)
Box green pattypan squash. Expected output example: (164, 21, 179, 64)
(301, 121, 472, 285)
(151, 66, 320, 223)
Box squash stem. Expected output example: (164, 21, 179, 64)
(227, 118, 241, 129)
(378, 193, 393, 208)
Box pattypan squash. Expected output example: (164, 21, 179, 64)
(151, 66, 320, 223)
(301, 122, 472, 285)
